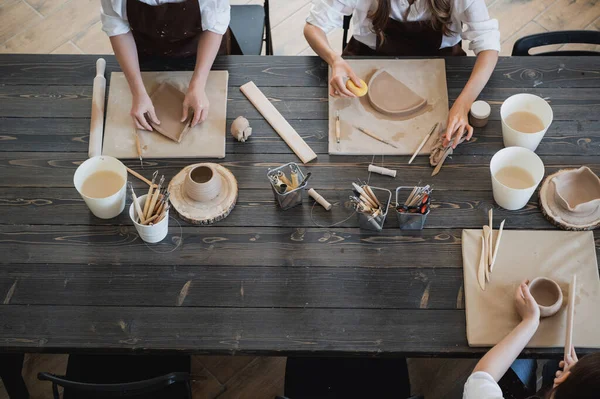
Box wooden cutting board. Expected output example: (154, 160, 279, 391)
(328, 59, 448, 155)
(462, 229, 600, 348)
(102, 71, 228, 159)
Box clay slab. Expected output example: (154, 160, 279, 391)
(328, 59, 448, 155)
(462, 229, 600, 348)
(102, 71, 228, 159)
(149, 82, 191, 143)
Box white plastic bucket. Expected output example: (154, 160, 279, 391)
(501, 93, 553, 151)
(73, 156, 127, 219)
(129, 194, 169, 244)
(490, 147, 545, 210)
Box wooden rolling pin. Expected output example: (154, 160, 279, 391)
(88, 58, 107, 158)
(565, 274, 577, 360)
(308, 188, 332, 211)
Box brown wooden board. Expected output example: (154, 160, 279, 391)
(0, 54, 599, 357)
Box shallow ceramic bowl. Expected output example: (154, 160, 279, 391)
(553, 166, 600, 216)
(528, 277, 563, 318)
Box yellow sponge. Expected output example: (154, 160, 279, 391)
(346, 79, 368, 97)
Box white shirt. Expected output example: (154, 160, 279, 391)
(306, 0, 500, 55)
(463, 371, 504, 399)
(101, 0, 230, 37)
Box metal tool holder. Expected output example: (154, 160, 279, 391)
(357, 186, 392, 232)
(395, 186, 430, 230)
(267, 162, 308, 210)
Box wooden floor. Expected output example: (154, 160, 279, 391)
(0, 0, 598, 56)
(0, 0, 596, 398)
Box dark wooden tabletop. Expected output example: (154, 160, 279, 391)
(0, 55, 599, 358)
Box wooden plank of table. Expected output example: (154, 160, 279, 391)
(0, 225, 598, 267)
(1, 152, 599, 191)
(1, 55, 599, 89)
(0, 264, 463, 309)
(3, 85, 600, 121)
(0, 188, 551, 229)
(2, 119, 599, 157)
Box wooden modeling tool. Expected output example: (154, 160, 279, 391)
(565, 274, 577, 360)
(89, 58, 106, 158)
(308, 188, 332, 211)
(356, 127, 398, 149)
(488, 209, 493, 266)
(143, 171, 159, 219)
(409, 122, 438, 164)
(128, 182, 146, 224)
(431, 146, 453, 177)
(335, 111, 341, 144)
(134, 130, 143, 168)
(240, 81, 317, 164)
(126, 167, 156, 187)
(477, 236, 486, 290)
(368, 164, 396, 177)
(490, 219, 505, 271)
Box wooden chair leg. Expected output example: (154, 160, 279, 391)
(0, 354, 29, 399)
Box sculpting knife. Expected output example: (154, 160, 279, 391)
(356, 126, 398, 149)
(409, 122, 438, 164)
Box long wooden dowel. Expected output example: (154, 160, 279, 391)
(564, 274, 577, 360)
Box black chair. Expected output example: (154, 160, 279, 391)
(38, 354, 191, 399)
(512, 30, 600, 56)
(230, 0, 273, 55)
(276, 357, 423, 399)
(342, 15, 353, 49)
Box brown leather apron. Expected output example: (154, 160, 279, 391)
(127, 0, 230, 57)
(343, 14, 466, 57)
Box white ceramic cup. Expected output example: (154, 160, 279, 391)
(490, 147, 545, 210)
(129, 194, 169, 243)
(184, 164, 222, 202)
(73, 155, 127, 219)
(500, 93, 553, 151)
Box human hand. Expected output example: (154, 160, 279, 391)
(515, 280, 540, 324)
(131, 92, 159, 131)
(330, 56, 362, 98)
(182, 84, 209, 127)
(554, 347, 578, 387)
(444, 99, 473, 148)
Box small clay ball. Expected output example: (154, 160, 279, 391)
(346, 79, 368, 97)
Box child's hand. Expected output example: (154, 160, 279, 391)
(515, 280, 540, 324)
(330, 56, 361, 98)
(554, 347, 578, 387)
(444, 99, 473, 148)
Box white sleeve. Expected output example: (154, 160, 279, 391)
(459, 0, 501, 54)
(463, 371, 504, 399)
(199, 0, 231, 35)
(306, 0, 356, 35)
(100, 0, 131, 37)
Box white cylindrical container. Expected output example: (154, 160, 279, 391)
(490, 147, 545, 210)
(500, 93, 553, 151)
(129, 194, 169, 243)
(73, 155, 127, 219)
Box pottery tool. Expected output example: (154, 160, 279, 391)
(126, 167, 157, 188)
(431, 146, 452, 177)
(146, 175, 165, 220)
(335, 111, 341, 144)
(409, 122, 439, 164)
(490, 220, 505, 271)
(356, 127, 398, 149)
(483, 226, 491, 282)
(307, 188, 332, 211)
(128, 182, 146, 224)
(477, 236, 486, 290)
(396, 185, 432, 215)
(240, 81, 317, 164)
(142, 171, 159, 218)
(368, 164, 396, 177)
(134, 130, 143, 167)
(89, 58, 107, 158)
(565, 274, 577, 359)
(488, 209, 493, 266)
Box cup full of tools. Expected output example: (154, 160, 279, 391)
(350, 182, 392, 232)
(128, 177, 170, 243)
(267, 162, 311, 210)
(395, 185, 432, 230)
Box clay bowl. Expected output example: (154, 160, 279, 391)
(184, 164, 222, 202)
(553, 166, 600, 215)
(528, 277, 563, 318)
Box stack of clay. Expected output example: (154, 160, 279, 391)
(477, 209, 506, 291)
(539, 166, 600, 231)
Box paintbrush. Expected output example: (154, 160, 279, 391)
(356, 126, 398, 149)
(409, 122, 438, 164)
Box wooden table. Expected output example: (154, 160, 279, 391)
(0, 55, 598, 358)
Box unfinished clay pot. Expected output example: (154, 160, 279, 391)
(528, 277, 563, 318)
(184, 164, 222, 202)
(553, 166, 600, 215)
